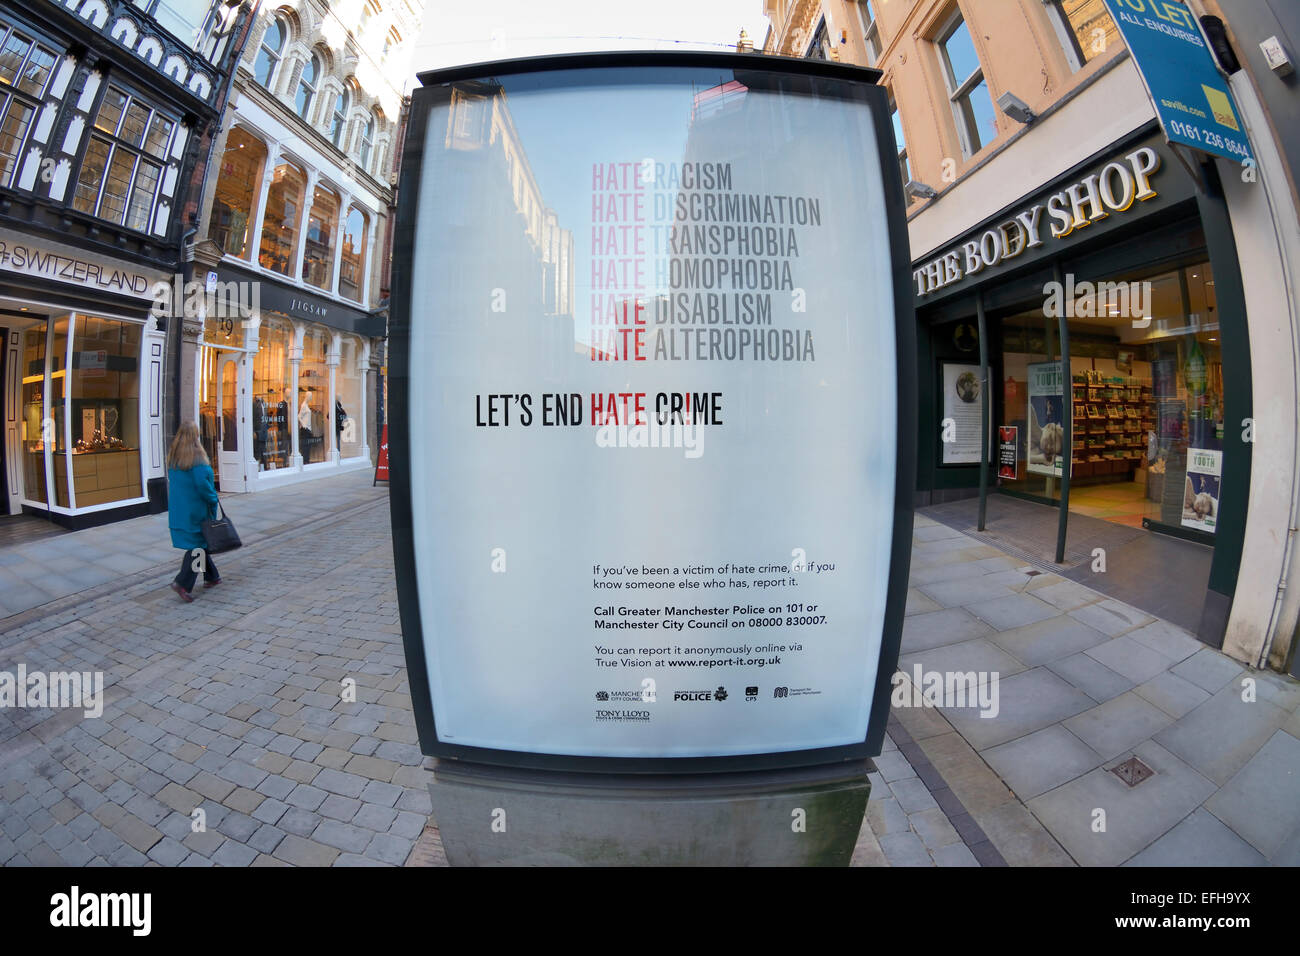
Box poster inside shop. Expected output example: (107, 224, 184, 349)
(1182, 447, 1222, 533)
(998, 426, 1018, 480)
(402, 64, 901, 759)
(1026, 361, 1068, 478)
(940, 362, 982, 465)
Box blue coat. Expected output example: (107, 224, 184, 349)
(168, 464, 219, 550)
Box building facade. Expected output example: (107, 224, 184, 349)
(764, 0, 1300, 673)
(0, 0, 250, 528)
(187, 0, 424, 494)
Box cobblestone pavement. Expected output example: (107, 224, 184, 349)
(0, 474, 441, 867)
(3, 475, 1296, 867)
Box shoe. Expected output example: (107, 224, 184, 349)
(204, 578, 222, 589)
(170, 582, 194, 603)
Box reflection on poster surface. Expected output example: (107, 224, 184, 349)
(1027, 361, 1066, 478)
(404, 67, 900, 759)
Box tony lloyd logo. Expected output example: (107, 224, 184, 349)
(594, 709, 650, 722)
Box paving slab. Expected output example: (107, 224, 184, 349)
(1154, 685, 1289, 786)
(1124, 808, 1267, 867)
(940, 667, 1095, 751)
(1203, 730, 1300, 860)
(1062, 692, 1173, 762)
(983, 725, 1104, 801)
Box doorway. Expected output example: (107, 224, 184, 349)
(200, 346, 246, 492)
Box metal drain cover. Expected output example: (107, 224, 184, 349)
(1110, 756, 1154, 787)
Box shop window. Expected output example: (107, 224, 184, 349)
(302, 185, 340, 290)
(936, 11, 997, 158)
(255, 16, 286, 88)
(336, 335, 364, 458)
(72, 86, 176, 233)
(250, 320, 292, 470)
(330, 87, 349, 146)
(66, 316, 142, 507)
(297, 327, 329, 464)
(208, 126, 267, 258)
(258, 161, 306, 275)
(296, 53, 319, 120)
(1048, 0, 1120, 71)
(856, 1, 881, 65)
(339, 204, 367, 302)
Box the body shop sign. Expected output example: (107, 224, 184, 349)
(914, 147, 1161, 298)
(388, 54, 916, 771)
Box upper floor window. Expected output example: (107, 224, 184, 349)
(72, 86, 177, 233)
(806, 18, 834, 60)
(856, 1, 881, 65)
(888, 90, 910, 193)
(255, 16, 286, 88)
(0, 21, 59, 187)
(1047, 0, 1120, 71)
(339, 205, 368, 302)
(937, 11, 996, 158)
(208, 126, 267, 258)
(382, 27, 400, 61)
(330, 88, 349, 146)
(359, 1, 379, 35)
(259, 161, 306, 274)
(357, 114, 374, 170)
(132, 0, 211, 48)
(296, 53, 319, 119)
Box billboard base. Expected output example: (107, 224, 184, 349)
(426, 758, 871, 866)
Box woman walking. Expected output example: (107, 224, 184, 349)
(167, 421, 221, 602)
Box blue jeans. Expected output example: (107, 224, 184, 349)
(174, 548, 220, 591)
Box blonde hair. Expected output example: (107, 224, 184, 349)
(167, 421, 210, 470)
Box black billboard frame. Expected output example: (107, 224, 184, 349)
(388, 50, 917, 775)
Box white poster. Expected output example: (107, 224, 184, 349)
(1026, 361, 1067, 478)
(404, 71, 899, 758)
(941, 362, 982, 465)
(1182, 447, 1222, 533)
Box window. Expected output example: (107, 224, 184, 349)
(336, 335, 363, 458)
(330, 87, 349, 146)
(67, 316, 143, 506)
(1048, 0, 1120, 71)
(131, 0, 211, 48)
(857, 1, 881, 65)
(339, 205, 367, 302)
(382, 28, 400, 61)
(887, 90, 910, 193)
(254, 16, 286, 88)
(357, 114, 374, 170)
(297, 328, 329, 464)
(302, 185, 339, 290)
(72, 86, 177, 233)
(937, 12, 997, 157)
(208, 127, 267, 258)
(251, 320, 292, 469)
(295, 53, 318, 120)
(0, 20, 59, 186)
(258, 161, 306, 274)
(359, 1, 378, 35)
(806, 18, 834, 60)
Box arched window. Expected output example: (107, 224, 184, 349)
(330, 88, 349, 146)
(254, 16, 286, 88)
(357, 114, 374, 170)
(339, 205, 367, 302)
(258, 161, 306, 275)
(295, 53, 319, 120)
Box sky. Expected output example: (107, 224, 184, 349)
(410, 0, 772, 77)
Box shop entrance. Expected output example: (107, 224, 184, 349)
(199, 347, 247, 492)
(995, 259, 1223, 541)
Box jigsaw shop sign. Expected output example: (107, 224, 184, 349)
(913, 147, 1161, 298)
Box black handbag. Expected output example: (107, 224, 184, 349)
(201, 502, 242, 554)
